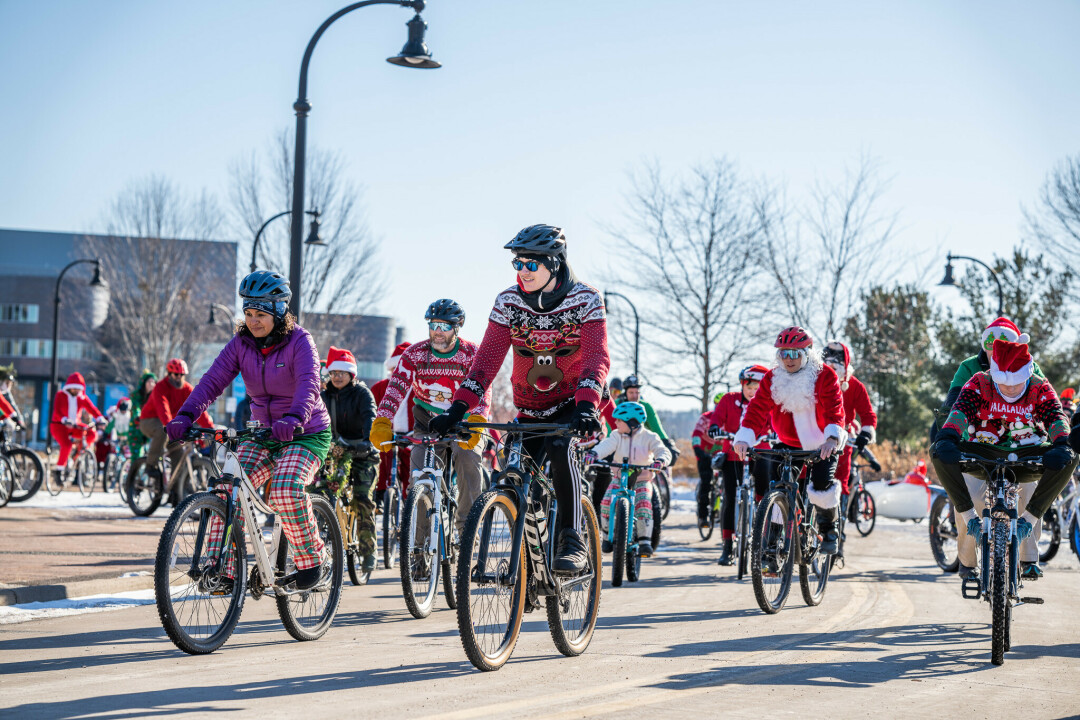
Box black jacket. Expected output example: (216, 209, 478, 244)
(322, 379, 376, 444)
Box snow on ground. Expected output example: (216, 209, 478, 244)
(17, 489, 172, 517)
(0, 589, 156, 625)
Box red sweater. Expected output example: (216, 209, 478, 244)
(377, 339, 488, 419)
(141, 379, 211, 427)
(943, 372, 1068, 447)
(735, 362, 846, 450)
(692, 411, 716, 452)
(841, 375, 877, 440)
(456, 282, 610, 418)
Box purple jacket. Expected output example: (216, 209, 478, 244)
(179, 325, 330, 435)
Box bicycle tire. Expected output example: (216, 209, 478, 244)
(929, 493, 960, 572)
(611, 497, 629, 587)
(155, 492, 247, 655)
(736, 491, 751, 580)
(0, 455, 14, 508)
(399, 483, 440, 619)
(991, 520, 1008, 666)
(657, 471, 671, 521)
(442, 506, 459, 610)
(546, 494, 602, 657)
(46, 460, 65, 496)
(1071, 515, 1080, 562)
(6, 447, 45, 502)
(346, 510, 367, 586)
(751, 491, 794, 614)
(799, 543, 831, 606)
(455, 489, 526, 672)
(126, 460, 164, 517)
(77, 452, 95, 498)
(382, 486, 401, 569)
(698, 485, 718, 541)
(1039, 508, 1060, 563)
(276, 494, 344, 642)
(852, 489, 875, 537)
(650, 484, 662, 551)
(101, 454, 117, 493)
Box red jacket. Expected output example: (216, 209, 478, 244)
(0, 393, 13, 420)
(141, 379, 211, 427)
(50, 390, 103, 426)
(692, 411, 716, 453)
(735, 362, 846, 450)
(841, 375, 877, 441)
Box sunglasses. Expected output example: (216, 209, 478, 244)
(428, 321, 454, 332)
(167, 372, 184, 378)
(511, 258, 540, 272)
(777, 349, 806, 360)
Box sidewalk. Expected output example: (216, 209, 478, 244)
(0, 490, 168, 605)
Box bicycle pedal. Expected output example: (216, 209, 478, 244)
(1019, 596, 1044, 604)
(961, 577, 981, 600)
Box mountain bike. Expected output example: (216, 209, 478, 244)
(454, 421, 601, 672)
(127, 441, 212, 517)
(46, 423, 98, 497)
(749, 446, 836, 614)
(589, 458, 656, 587)
(154, 426, 343, 655)
(381, 437, 406, 570)
(956, 448, 1046, 666)
(383, 434, 459, 619)
(928, 486, 960, 572)
(0, 424, 44, 503)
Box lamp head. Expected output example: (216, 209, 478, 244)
(305, 213, 325, 246)
(387, 13, 441, 69)
(938, 256, 956, 287)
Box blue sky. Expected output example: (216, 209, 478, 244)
(2, 1, 1078, 407)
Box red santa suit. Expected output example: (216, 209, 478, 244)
(49, 372, 105, 468)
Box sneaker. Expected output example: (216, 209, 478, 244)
(361, 553, 377, 574)
(553, 528, 588, 574)
(1020, 562, 1043, 581)
(958, 564, 979, 581)
(293, 553, 333, 591)
(601, 539, 613, 554)
(717, 537, 733, 566)
(818, 524, 839, 555)
(637, 539, 654, 558)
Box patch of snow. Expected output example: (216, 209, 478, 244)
(0, 589, 156, 625)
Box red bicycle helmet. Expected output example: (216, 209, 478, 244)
(774, 326, 812, 349)
(166, 358, 188, 375)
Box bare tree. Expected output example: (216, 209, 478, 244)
(1027, 153, 1080, 274)
(606, 159, 769, 411)
(230, 130, 385, 314)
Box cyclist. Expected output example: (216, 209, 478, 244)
(322, 346, 380, 574)
(587, 401, 671, 558)
(369, 299, 489, 535)
(822, 341, 878, 517)
(429, 224, 610, 573)
(95, 398, 132, 471)
(49, 372, 107, 485)
(931, 339, 1077, 582)
(691, 392, 722, 527)
(0, 364, 26, 430)
(707, 364, 771, 565)
(168, 269, 333, 591)
(621, 375, 679, 464)
(733, 327, 846, 556)
(372, 342, 412, 506)
(137, 358, 212, 497)
(127, 370, 156, 458)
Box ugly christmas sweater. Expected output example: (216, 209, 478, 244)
(941, 372, 1068, 448)
(376, 339, 489, 420)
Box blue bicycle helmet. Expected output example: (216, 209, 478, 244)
(612, 401, 647, 429)
(239, 269, 291, 321)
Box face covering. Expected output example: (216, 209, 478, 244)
(996, 382, 1027, 403)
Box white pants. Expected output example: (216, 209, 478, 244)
(953, 473, 1041, 567)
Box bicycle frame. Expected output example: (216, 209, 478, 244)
(592, 458, 653, 552)
(751, 447, 823, 564)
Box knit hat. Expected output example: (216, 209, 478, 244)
(989, 339, 1034, 385)
(63, 372, 86, 392)
(385, 342, 410, 373)
(326, 346, 358, 376)
(982, 317, 1029, 351)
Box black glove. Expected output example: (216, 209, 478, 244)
(1044, 438, 1074, 471)
(428, 400, 468, 437)
(931, 428, 962, 465)
(693, 446, 708, 462)
(855, 428, 873, 452)
(1069, 424, 1080, 453)
(707, 424, 721, 440)
(571, 401, 602, 436)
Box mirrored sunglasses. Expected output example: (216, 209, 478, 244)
(428, 321, 454, 332)
(778, 349, 806, 360)
(511, 258, 540, 272)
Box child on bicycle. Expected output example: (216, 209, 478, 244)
(586, 402, 671, 558)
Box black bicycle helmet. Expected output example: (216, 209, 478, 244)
(239, 269, 292, 301)
(504, 224, 567, 259)
(424, 298, 465, 328)
(622, 374, 642, 390)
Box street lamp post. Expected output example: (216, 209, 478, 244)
(288, 0, 439, 318)
(938, 251, 1004, 317)
(207, 303, 236, 327)
(47, 259, 109, 450)
(250, 209, 323, 273)
(604, 290, 640, 377)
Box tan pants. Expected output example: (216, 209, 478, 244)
(954, 473, 1041, 567)
(139, 417, 183, 472)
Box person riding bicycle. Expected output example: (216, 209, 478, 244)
(127, 370, 156, 457)
(370, 299, 490, 536)
(691, 394, 721, 526)
(49, 372, 107, 485)
(707, 364, 771, 565)
(167, 269, 334, 591)
(587, 401, 671, 558)
(322, 345, 380, 574)
(95, 398, 132, 470)
(822, 341, 878, 513)
(138, 358, 212, 498)
(372, 342, 412, 506)
(733, 327, 847, 557)
(428, 224, 610, 574)
(620, 375, 679, 466)
(931, 339, 1077, 582)
(0, 364, 26, 430)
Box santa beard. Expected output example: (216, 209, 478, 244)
(770, 349, 823, 413)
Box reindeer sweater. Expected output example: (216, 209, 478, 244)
(376, 339, 490, 420)
(454, 282, 610, 419)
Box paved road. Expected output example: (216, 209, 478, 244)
(2, 506, 1078, 719)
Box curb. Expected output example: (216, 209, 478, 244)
(0, 574, 155, 606)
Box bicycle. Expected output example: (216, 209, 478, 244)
(0, 452, 13, 507)
(748, 446, 836, 614)
(955, 448, 1046, 666)
(0, 424, 45, 503)
(846, 443, 879, 537)
(313, 437, 377, 586)
(383, 434, 459, 619)
(154, 425, 343, 655)
(126, 441, 212, 517)
(654, 466, 671, 521)
(1038, 475, 1078, 563)
(698, 451, 724, 540)
(381, 438, 406, 570)
(46, 423, 98, 497)
(589, 458, 657, 587)
(454, 421, 601, 672)
(928, 485, 960, 572)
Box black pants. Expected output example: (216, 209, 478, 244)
(591, 465, 611, 517)
(719, 458, 771, 532)
(694, 448, 713, 518)
(519, 405, 583, 532)
(758, 443, 839, 524)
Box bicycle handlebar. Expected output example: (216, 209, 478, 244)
(748, 446, 825, 463)
(457, 421, 577, 437)
(588, 459, 659, 471)
(957, 450, 1046, 470)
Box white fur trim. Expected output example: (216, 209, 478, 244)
(960, 507, 977, 524)
(733, 426, 757, 447)
(67, 393, 78, 421)
(63, 382, 84, 392)
(327, 359, 357, 375)
(824, 423, 848, 448)
(989, 358, 1034, 385)
(982, 326, 1019, 345)
(807, 481, 841, 510)
(792, 409, 826, 449)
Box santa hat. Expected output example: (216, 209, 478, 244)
(326, 346, 358, 376)
(823, 341, 852, 390)
(63, 372, 86, 392)
(385, 342, 410, 373)
(989, 339, 1034, 385)
(1061, 388, 1075, 401)
(982, 317, 1029, 348)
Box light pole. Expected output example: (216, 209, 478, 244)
(939, 251, 1004, 317)
(47, 259, 109, 450)
(604, 290, 639, 377)
(250, 209, 322, 273)
(288, 0, 440, 318)
(207, 303, 236, 327)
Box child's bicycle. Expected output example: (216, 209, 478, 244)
(589, 457, 659, 587)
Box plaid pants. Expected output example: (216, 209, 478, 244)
(207, 441, 325, 575)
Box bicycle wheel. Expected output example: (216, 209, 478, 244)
(101, 454, 118, 493)
(0, 455, 14, 508)
(736, 492, 751, 580)
(852, 489, 875, 536)
(46, 460, 65, 496)
(751, 491, 794, 614)
(799, 543, 832, 606)
(698, 485, 717, 541)
(346, 510, 367, 586)
(656, 471, 671, 520)
(650, 484, 662, 550)
(7, 447, 45, 502)
(455, 490, 526, 672)
(116, 457, 132, 503)
(991, 520, 1008, 666)
(382, 486, 401, 569)
(154, 492, 247, 654)
(1039, 508, 1060, 563)
(611, 497, 629, 587)
(276, 495, 344, 642)
(929, 493, 960, 572)
(126, 461, 164, 517)
(77, 452, 96, 498)
(399, 483, 440, 618)
(547, 494, 602, 657)
(442, 505, 459, 610)
(1071, 515, 1080, 561)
